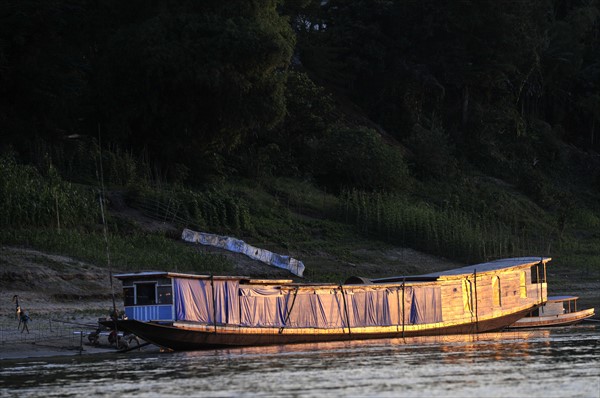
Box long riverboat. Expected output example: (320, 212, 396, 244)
(107, 257, 550, 351)
(508, 295, 595, 329)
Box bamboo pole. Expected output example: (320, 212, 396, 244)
(210, 275, 217, 333)
(402, 278, 406, 338)
(340, 285, 351, 336)
(395, 286, 401, 333)
(474, 270, 478, 333)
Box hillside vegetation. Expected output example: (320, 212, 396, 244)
(1, 1, 599, 307)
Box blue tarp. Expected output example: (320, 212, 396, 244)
(181, 229, 305, 277)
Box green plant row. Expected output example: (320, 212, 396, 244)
(0, 155, 99, 229)
(0, 228, 233, 274)
(336, 190, 551, 263)
(126, 186, 253, 233)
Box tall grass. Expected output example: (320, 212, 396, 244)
(0, 228, 233, 274)
(126, 185, 254, 233)
(33, 137, 154, 187)
(336, 190, 551, 263)
(0, 155, 99, 229)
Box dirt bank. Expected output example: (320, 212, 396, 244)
(1, 243, 598, 360)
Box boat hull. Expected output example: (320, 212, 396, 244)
(508, 308, 595, 329)
(111, 308, 534, 351)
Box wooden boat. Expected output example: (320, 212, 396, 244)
(508, 295, 595, 329)
(106, 257, 551, 351)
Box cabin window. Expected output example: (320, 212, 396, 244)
(157, 285, 173, 304)
(492, 276, 501, 307)
(124, 287, 135, 306)
(531, 266, 538, 283)
(123, 279, 173, 306)
(136, 283, 157, 305)
(520, 271, 527, 298)
(530, 264, 546, 284)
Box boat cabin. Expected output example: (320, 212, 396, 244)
(529, 296, 581, 317)
(114, 257, 549, 330)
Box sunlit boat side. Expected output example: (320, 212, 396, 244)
(105, 257, 551, 351)
(508, 295, 595, 329)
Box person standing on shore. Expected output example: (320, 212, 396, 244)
(12, 295, 31, 333)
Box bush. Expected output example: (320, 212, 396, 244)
(315, 127, 411, 192)
(405, 124, 458, 179)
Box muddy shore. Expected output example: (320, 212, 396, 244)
(1, 244, 598, 361)
(0, 310, 160, 361)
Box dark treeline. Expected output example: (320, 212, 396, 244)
(1, 0, 600, 267)
(1, 0, 599, 196)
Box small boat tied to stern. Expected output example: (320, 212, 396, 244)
(508, 295, 595, 329)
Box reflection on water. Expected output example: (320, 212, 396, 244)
(1, 327, 598, 397)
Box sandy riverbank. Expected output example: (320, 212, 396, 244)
(1, 245, 597, 361)
(0, 312, 158, 361)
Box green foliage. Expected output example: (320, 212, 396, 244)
(96, 1, 295, 173)
(126, 185, 253, 234)
(233, 71, 336, 178)
(0, 228, 232, 274)
(263, 177, 340, 216)
(0, 0, 90, 148)
(337, 189, 552, 263)
(1, 0, 599, 277)
(405, 124, 457, 179)
(0, 155, 99, 228)
(315, 127, 411, 192)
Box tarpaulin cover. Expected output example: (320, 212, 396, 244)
(174, 278, 240, 324)
(240, 286, 285, 327)
(181, 228, 305, 277)
(409, 286, 442, 324)
(175, 278, 441, 328)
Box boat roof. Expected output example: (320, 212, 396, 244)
(114, 271, 298, 285)
(547, 295, 579, 302)
(115, 257, 551, 286)
(114, 271, 252, 282)
(371, 257, 551, 283)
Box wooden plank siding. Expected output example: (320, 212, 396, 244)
(437, 265, 546, 325)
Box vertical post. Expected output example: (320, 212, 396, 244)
(402, 278, 406, 338)
(395, 287, 401, 333)
(238, 285, 242, 326)
(55, 195, 61, 233)
(536, 265, 541, 303)
(79, 331, 83, 354)
(210, 275, 217, 334)
(279, 287, 299, 334)
(543, 262, 547, 284)
(340, 285, 351, 336)
(474, 270, 478, 332)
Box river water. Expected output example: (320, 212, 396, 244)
(1, 326, 598, 398)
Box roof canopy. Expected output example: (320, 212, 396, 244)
(371, 257, 551, 283)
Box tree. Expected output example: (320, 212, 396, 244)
(315, 127, 411, 192)
(94, 1, 295, 176)
(0, 0, 91, 155)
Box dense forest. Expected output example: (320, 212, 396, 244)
(1, 0, 599, 277)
